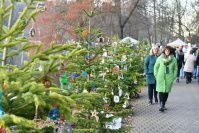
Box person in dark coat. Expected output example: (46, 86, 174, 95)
(175, 47, 184, 83)
(144, 45, 160, 105)
(195, 49, 199, 83)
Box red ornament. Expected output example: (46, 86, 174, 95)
(3, 84, 7, 88)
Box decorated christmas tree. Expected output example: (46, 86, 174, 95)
(0, 0, 148, 132)
(0, 0, 85, 132)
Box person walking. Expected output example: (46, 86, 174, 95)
(175, 47, 184, 83)
(195, 49, 199, 83)
(184, 50, 196, 84)
(144, 45, 160, 105)
(154, 46, 178, 112)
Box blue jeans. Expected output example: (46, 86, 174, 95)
(148, 84, 158, 101)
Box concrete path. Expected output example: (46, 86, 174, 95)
(129, 78, 199, 133)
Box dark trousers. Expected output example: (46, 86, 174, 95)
(186, 72, 192, 82)
(177, 64, 182, 78)
(159, 92, 169, 105)
(148, 84, 158, 101)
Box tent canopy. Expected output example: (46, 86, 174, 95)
(167, 38, 187, 47)
(120, 37, 139, 44)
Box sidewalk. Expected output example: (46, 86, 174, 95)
(129, 78, 199, 133)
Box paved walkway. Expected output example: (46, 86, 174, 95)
(129, 78, 199, 133)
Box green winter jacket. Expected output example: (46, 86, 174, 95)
(154, 54, 178, 93)
(144, 54, 158, 84)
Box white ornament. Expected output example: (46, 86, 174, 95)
(119, 88, 122, 97)
(122, 101, 127, 108)
(91, 110, 99, 122)
(114, 95, 119, 103)
(124, 93, 130, 99)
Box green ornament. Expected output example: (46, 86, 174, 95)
(60, 73, 69, 84)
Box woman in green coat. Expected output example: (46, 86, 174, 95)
(154, 46, 178, 112)
(144, 45, 160, 105)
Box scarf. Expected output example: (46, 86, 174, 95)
(162, 54, 172, 66)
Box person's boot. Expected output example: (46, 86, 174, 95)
(148, 99, 152, 105)
(155, 98, 158, 103)
(176, 79, 179, 83)
(159, 102, 164, 112)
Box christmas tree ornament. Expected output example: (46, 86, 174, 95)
(29, 27, 35, 37)
(118, 88, 122, 97)
(83, 89, 88, 93)
(113, 66, 120, 74)
(60, 73, 69, 84)
(36, 3, 46, 12)
(102, 97, 108, 103)
(124, 93, 130, 99)
(42, 78, 52, 88)
(134, 79, 138, 84)
(122, 101, 129, 108)
(67, 85, 71, 91)
(104, 104, 110, 110)
(91, 84, 95, 89)
(114, 95, 119, 103)
(82, 30, 87, 36)
(121, 55, 127, 61)
(0, 92, 5, 118)
(48, 108, 60, 120)
(93, 88, 97, 92)
(82, 71, 87, 75)
(71, 72, 77, 77)
(105, 114, 122, 129)
(91, 110, 99, 122)
(70, 123, 75, 128)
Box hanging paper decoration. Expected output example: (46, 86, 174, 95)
(118, 88, 122, 97)
(71, 72, 77, 77)
(122, 101, 128, 108)
(82, 71, 87, 75)
(60, 73, 69, 84)
(93, 88, 97, 92)
(121, 55, 127, 61)
(114, 95, 119, 103)
(0, 92, 5, 118)
(67, 85, 71, 91)
(54, 120, 73, 133)
(134, 79, 138, 84)
(76, 87, 81, 94)
(124, 65, 128, 70)
(104, 104, 110, 110)
(103, 49, 108, 56)
(36, 3, 46, 12)
(103, 97, 108, 103)
(0, 127, 6, 133)
(123, 77, 127, 81)
(29, 27, 35, 37)
(124, 93, 130, 99)
(91, 84, 95, 89)
(48, 108, 60, 120)
(83, 89, 88, 93)
(70, 123, 75, 128)
(91, 110, 99, 122)
(82, 30, 87, 36)
(65, 61, 70, 64)
(113, 66, 120, 74)
(42, 78, 52, 88)
(105, 114, 122, 129)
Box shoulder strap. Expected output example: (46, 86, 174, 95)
(185, 55, 190, 62)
